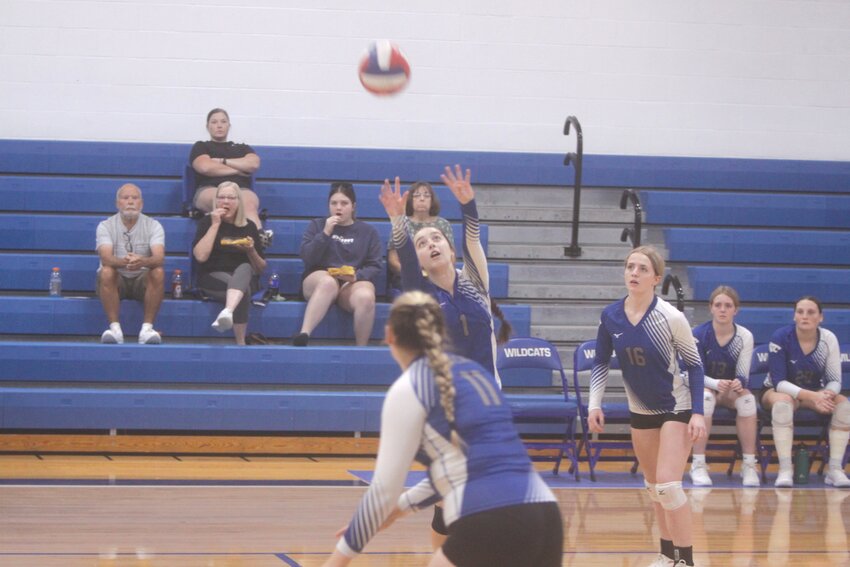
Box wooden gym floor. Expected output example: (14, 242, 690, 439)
(0, 452, 849, 566)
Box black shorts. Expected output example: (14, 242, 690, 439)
(630, 411, 692, 430)
(442, 502, 563, 567)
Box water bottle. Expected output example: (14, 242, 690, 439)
(49, 267, 62, 297)
(793, 443, 810, 485)
(171, 269, 184, 299)
(268, 272, 280, 296)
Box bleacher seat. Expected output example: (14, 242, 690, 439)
(736, 308, 850, 344)
(0, 297, 530, 341)
(0, 214, 489, 258)
(0, 253, 511, 299)
(643, 191, 850, 229)
(688, 266, 850, 304)
(664, 227, 850, 266)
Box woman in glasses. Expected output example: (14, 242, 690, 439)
(385, 181, 454, 299)
(192, 181, 267, 345)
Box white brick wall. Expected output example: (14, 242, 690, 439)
(2, 0, 848, 159)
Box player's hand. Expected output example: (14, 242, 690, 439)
(689, 413, 707, 442)
(588, 408, 605, 433)
(379, 176, 408, 218)
(440, 164, 474, 204)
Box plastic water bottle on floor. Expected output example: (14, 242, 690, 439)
(268, 272, 281, 299)
(171, 269, 184, 299)
(49, 267, 62, 297)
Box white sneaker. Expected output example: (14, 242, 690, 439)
(646, 554, 675, 567)
(690, 462, 713, 486)
(825, 467, 850, 488)
(138, 327, 161, 345)
(774, 467, 793, 488)
(211, 308, 233, 332)
(101, 328, 124, 344)
(741, 461, 761, 487)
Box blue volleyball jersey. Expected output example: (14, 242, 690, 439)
(337, 355, 555, 558)
(765, 324, 842, 394)
(590, 296, 704, 415)
(392, 199, 499, 384)
(692, 321, 754, 389)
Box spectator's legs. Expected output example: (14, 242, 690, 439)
(143, 267, 165, 324)
(240, 189, 262, 229)
(300, 271, 340, 336)
(193, 186, 218, 213)
(233, 323, 247, 346)
(98, 266, 121, 323)
(338, 281, 376, 346)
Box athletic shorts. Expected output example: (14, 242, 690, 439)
(442, 502, 563, 567)
(630, 411, 692, 430)
(96, 271, 147, 301)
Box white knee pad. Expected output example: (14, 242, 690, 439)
(831, 400, 850, 430)
(735, 393, 757, 418)
(644, 480, 660, 503)
(703, 390, 716, 418)
(655, 481, 687, 511)
(772, 401, 794, 429)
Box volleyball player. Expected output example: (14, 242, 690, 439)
(379, 166, 512, 548)
(321, 292, 563, 567)
(761, 296, 850, 488)
(587, 245, 706, 567)
(689, 286, 760, 487)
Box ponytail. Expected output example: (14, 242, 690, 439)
(389, 291, 460, 446)
(491, 299, 513, 344)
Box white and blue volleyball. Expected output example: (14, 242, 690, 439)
(358, 40, 411, 96)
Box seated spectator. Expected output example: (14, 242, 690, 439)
(294, 182, 382, 346)
(192, 182, 267, 345)
(189, 107, 272, 247)
(386, 181, 454, 299)
(96, 183, 165, 344)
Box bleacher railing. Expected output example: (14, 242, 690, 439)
(563, 115, 583, 258)
(619, 188, 642, 247)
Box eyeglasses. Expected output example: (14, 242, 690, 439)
(123, 231, 133, 253)
(216, 195, 238, 201)
(411, 192, 430, 199)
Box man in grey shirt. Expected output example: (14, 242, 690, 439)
(96, 183, 165, 344)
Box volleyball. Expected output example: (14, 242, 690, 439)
(358, 40, 411, 96)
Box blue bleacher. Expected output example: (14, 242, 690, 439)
(688, 266, 850, 304)
(643, 191, 850, 228)
(0, 253, 510, 298)
(0, 214, 489, 258)
(736, 308, 850, 344)
(664, 228, 850, 265)
(0, 297, 530, 342)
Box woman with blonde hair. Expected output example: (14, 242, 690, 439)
(321, 291, 562, 567)
(588, 245, 706, 567)
(192, 181, 267, 345)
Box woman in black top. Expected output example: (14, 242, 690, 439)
(192, 182, 267, 345)
(190, 108, 271, 246)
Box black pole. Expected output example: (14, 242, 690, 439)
(563, 116, 583, 258)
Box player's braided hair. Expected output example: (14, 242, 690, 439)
(389, 291, 459, 445)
